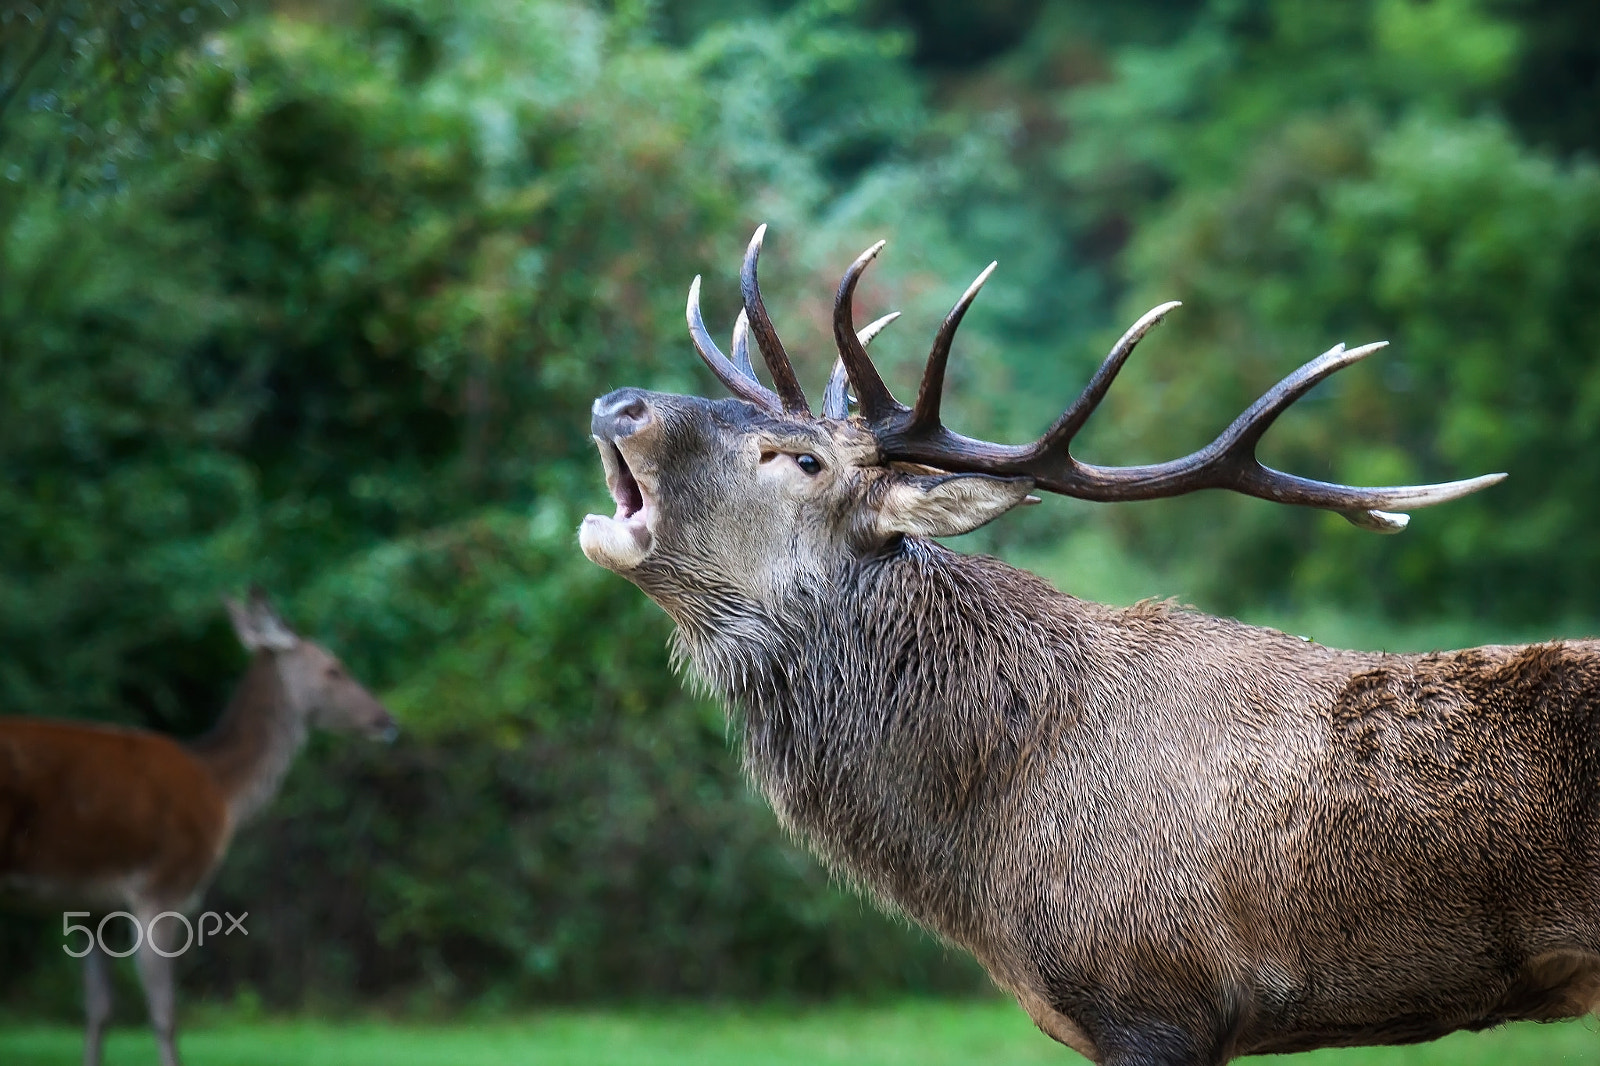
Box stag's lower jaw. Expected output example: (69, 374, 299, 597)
(580, 436, 655, 571)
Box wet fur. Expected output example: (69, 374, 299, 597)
(592, 390, 1600, 1066)
(669, 544, 1600, 1062)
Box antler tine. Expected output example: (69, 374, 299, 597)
(833, 240, 902, 422)
(1034, 332, 1507, 526)
(730, 309, 757, 381)
(1032, 301, 1183, 457)
(822, 363, 850, 422)
(741, 225, 810, 416)
(862, 290, 1504, 530)
(909, 262, 997, 434)
(857, 309, 902, 348)
(822, 311, 901, 420)
(1157, 338, 1508, 529)
(687, 275, 782, 411)
(698, 241, 1504, 530)
(1211, 341, 1380, 455)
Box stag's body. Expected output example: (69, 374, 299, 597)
(577, 227, 1573, 1064)
(0, 592, 394, 1066)
(680, 536, 1600, 1062)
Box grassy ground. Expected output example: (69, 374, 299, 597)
(1, 1001, 1596, 1065)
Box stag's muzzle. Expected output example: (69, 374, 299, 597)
(580, 389, 658, 572)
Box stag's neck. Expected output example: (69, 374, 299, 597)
(189, 653, 308, 827)
(671, 537, 1103, 928)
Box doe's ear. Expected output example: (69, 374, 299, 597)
(874, 472, 1035, 540)
(225, 589, 299, 653)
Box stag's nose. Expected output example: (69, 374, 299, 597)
(592, 388, 653, 440)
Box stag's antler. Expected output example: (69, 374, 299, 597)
(829, 239, 1504, 533)
(688, 225, 898, 418)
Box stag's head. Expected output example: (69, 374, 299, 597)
(580, 226, 1503, 612)
(579, 388, 1035, 610)
(225, 589, 398, 742)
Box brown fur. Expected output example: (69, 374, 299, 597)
(0, 719, 229, 908)
(581, 387, 1600, 1066)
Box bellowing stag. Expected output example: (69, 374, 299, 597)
(0, 590, 395, 1066)
(578, 228, 1600, 1065)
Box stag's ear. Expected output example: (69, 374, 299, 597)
(873, 472, 1035, 540)
(225, 589, 299, 653)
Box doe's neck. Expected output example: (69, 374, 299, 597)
(189, 652, 310, 827)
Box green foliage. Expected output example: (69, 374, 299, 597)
(1117, 114, 1600, 618)
(1, 0, 990, 1011)
(7, 0, 1600, 1017)
(1, 0, 742, 728)
(1053, 0, 1600, 619)
(0, 0, 238, 193)
(1498, 0, 1600, 156)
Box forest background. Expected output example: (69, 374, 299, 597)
(3, 0, 1599, 1016)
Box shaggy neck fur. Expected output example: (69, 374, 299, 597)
(665, 536, 1099, 940)
(189, 653, 308, 828)
(638, 503, 1600, 1059)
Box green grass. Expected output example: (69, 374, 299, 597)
(1, 1001, 1596, 1065)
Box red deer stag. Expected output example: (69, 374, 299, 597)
(572, 227, 1600, 1066)
(0, 590, 395, 1066)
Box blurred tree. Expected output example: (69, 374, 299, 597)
(1, 0, 997, 1012)
(0, 0, 239, 189)
(7, 0, 1600, 1016)
(1052, 0, 1600, 620)
(1498, 0, 1600, 156)
(870, 0, 1046, 70)
(2, 0, 738, 729)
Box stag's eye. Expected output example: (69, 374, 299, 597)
(796, 454, 822, 476)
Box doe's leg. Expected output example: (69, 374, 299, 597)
(82, 940, 113, 1066)
(133, 910, 185, 1066)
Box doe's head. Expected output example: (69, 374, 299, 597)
(225, 588, 398, 742)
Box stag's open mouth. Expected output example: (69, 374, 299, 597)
(605, 439, 646, 520)
(579, 436, 655, 571)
